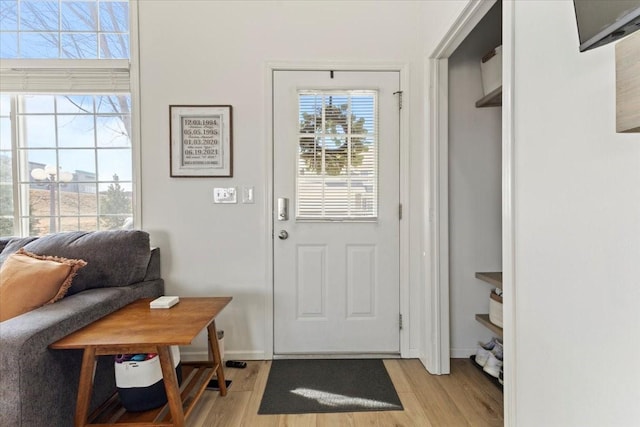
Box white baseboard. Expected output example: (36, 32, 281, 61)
(180, 349, 422, 361)
(405, 348, 421, 359)
(180, 349, 266, 362)
(450, 347, 477, 359)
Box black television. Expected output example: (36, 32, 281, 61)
(574, 0, 640, 52)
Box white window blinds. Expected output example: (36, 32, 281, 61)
(297, 90, 378, 220)
(0, 60, 130, 92)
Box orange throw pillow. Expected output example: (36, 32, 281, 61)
(0, 248, 87, 322)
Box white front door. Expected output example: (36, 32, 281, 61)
(273, 70, 401, 355)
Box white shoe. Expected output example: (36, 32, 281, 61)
(474, 346, 492, 367)
(483, 352, 503, 378)
(491, 341, 504, 360)
(474, 338, 502, 367)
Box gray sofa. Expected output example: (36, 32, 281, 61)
(0, 230, 164, 427)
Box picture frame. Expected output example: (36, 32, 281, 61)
(169, 105, 233, 177)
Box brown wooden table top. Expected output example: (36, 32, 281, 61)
(50, 297, 232, 349)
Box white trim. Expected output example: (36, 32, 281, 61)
(431, 1, 496, 59)
(265, 61, 407, 72)
(273, 353, 401, 360)
(425, 0, 497, 376)
(266, 61, 412, 358)
(0, 59, 129, 70)
(502, 1, 517, 425)
(436, 58, 451, 374)
(130, 0, 143, 229)
(424, 57, 451, 375)
(398, 63, 411, 358)
(405, 349, 421, 359)
(180, 350, 266, 362)
(450, 347, 479, 359)
(264, 63, 275, 360)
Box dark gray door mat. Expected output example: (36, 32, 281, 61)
(258, 359, 403, 415)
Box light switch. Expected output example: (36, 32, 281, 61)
(242, 186, 254, 204)
(213, 187, 237, 203)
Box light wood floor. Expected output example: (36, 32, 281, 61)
(186, 359, 503, 427)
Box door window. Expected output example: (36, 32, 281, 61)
(297, 90, 378, 220)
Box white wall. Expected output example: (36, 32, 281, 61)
(137, 1, 467, 359)
(448, 1, 502, 357)
(512, 1, 640, 425)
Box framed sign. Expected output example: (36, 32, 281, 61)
(169, 105, 233, 177)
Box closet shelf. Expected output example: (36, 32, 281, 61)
(475, 314, 503, 337)
(476, 273, 503, 335)
(475, 86, 502, 108)
(475, 272, 502, 288)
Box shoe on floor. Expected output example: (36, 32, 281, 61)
(483, 352, 503, 378)
(474, 337, 502, 367)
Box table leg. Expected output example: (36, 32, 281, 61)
(157, 346, 185, 427)
(75, 346, 97, 427)
(207, 320, 227, 396)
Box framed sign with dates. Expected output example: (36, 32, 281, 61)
(169, 105, 233, 177)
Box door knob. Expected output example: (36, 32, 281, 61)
(278, 230, 289, 240)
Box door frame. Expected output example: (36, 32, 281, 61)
(264, 62, 411, 359)
(426, 0, 516, 424)
(424, 0, 496, 376)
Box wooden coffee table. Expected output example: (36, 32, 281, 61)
(50, 297, 232, 427)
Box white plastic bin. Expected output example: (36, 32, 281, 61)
(115, 345, 181, 412)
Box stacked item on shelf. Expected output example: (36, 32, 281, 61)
(489, 287, 503, 327)
(480, 45, 503, 96)
(472, 337, 504, 387)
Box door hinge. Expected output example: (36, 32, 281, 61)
(393, 90, 403, 110)
(399, 203, 403, 220)
(399, 313, 403, 330)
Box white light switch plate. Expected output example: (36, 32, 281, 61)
(242, 186, 254, 204)
(213, 187, 237, 203)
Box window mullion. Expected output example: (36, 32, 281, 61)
(321, 94, 326, 218)
(16, 96, 32, 235)
(9, 96, 21, 235)
(347, 95, 352, 217)
(53, 95, 59, 233)
(58, 0, 62, 58)
(95, 121, 100, 230)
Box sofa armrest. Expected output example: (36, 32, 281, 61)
(1, 287, 128, 345)
(144, 247, 161, 281)
(0, 287, 129, 427)
(0, 279, 163, 427)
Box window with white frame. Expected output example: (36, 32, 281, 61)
(0, 0, 133, 236)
